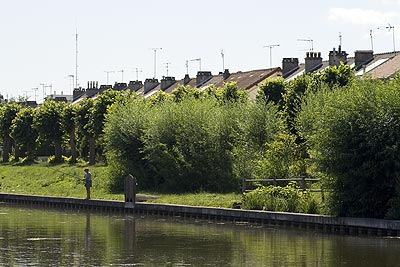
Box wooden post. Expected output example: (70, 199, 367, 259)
(242, 177, 246, 194)
(301, 177, 306, 191)
(124, 174, 137, 208)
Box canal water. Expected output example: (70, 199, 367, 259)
(0, 204, 399, 266)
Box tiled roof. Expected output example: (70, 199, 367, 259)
(213, 68, 280, 90)
(366, 53, 400, 78)
(164, 78, 197, 94)
(285, 51, 399, 80)
(142, 68, 281, 98)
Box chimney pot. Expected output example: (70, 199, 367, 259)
(183, 74, 191, 85)
(196, 71, 213, 87)
(144, 78, 159, 94)
(305, 52, 322, 73)
(223, 69, 230, 80)
(282, 58, 299, 78)
(161, 76, 176, 91)
(354, 50, 374, 69)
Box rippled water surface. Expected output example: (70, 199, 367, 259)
(0, 204, 399, 266)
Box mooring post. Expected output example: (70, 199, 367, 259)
(124, 174, 137, 208)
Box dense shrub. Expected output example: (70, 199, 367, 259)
(297, 78, 400, 218)
(241, 183, 319, 213)
(253, 133, 306, 180)
(257, 77, 287, 106)
(33, 100, 65, 163)
(104, 94, 280, 193)
(10, 107, 37, 162)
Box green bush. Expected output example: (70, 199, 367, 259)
(241, 182, 319, 213)
(257, 77, 287, 106)
(104, 92, 280, 193)
(253, 133, 306, 180)
(297, 77, 400, 218)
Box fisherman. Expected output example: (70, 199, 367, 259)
(83, 168, 92, 200)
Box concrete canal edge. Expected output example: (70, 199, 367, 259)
(0, 193, 399, 237)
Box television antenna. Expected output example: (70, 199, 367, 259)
(75, 28, 79, 88)
(133, 68, 142, 81)
(297, 38, 314, 51)
(150, 48, 162, 78)
(370, 29, 374, 51)
(32, 88, 38, 102)
(104, 70, 115, 85)
(378, 24, 396, 52)
(263, 44, 280, 68)
(190, 58, 201, 71)
(164, 62, 171, 76)
(118, 69, 124, 82)
(40, 83, 46, 100)
(185, 60, 189, 74)
(68, 75, 74, 94)
(221, 49, 225, 71)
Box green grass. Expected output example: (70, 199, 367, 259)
(0, 161, 124, 200)
(0, 162, 241, 207)
(146, 192, 241, 208)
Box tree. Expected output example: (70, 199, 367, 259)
(62, 104, 78, 162)
(87, 90, 122, 164)
(33, 100, 65, 163)
(171, 85, 199, 102)
(319, 62, 354, 88)
(75, 98, 94, 162)
(257, 77, 287, 107)
(297, 79, 400, 218)
(282, 74, 312, 132)
(219, 82, 248, 103)
(10, 107, 37, 162)
(0, 102, 21, 162)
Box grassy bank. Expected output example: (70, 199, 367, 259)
(146, 192, 241, 208)
(0, 162, 122, 200)
(0, 163, 241, 207)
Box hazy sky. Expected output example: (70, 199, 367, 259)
(1, 0, 399, 101)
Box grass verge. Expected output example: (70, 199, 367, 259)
(0, 162, 241, 207)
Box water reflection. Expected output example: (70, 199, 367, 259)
(0, 204, 399, 266)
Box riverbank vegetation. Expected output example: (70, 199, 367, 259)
(0, 162, 240, 207)
(1, 64, 400, 219)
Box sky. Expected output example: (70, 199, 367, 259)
(0, 0, 399, 101)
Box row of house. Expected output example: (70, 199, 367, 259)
(71, 45, 400, 104)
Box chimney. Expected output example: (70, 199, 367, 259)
(113, 82, 128, 91)
(305, 52, 323, 73)
(183, 74, 191, 86)
(196, 71, 213, 87)
(128, 80, 143, 91)
(223, 69, 230, 80)
(86, 87, 99, 98)
(73, 88, 85, 101)
(160, 76, 176, 91)
(329, 45, 348, 67)
(282, 58, 299, 78)
(354, 50, 374, 69)
(99, 85, 112, 94)
(144, 78, 159, 94)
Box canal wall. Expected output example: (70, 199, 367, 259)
(0, 193, 399, 236)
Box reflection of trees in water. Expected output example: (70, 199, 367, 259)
(329, 235, 400, 267)
(0, 207, 108, 266)
(0, 205, 400, 266)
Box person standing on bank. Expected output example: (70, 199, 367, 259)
(83, 168, 92, 200)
